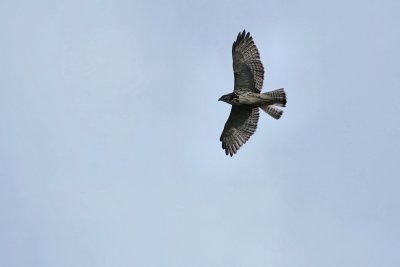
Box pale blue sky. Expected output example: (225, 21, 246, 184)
(1, 0, 400, 266)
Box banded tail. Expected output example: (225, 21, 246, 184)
(260, 88, 287, 119)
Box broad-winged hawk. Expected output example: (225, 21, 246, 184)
(219, 30, 287, 156)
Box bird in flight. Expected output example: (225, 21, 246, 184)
(219, 30, 287, 156)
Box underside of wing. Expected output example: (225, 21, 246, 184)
(220, 106, 260, 156)
(232, 30, 264, 93)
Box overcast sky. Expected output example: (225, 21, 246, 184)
(1, 0, 400, 266)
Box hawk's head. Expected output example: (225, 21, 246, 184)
(218, 92, 238, 104)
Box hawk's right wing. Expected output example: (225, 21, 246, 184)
(220, 106, 260, 156)
(232, 30, 264, 94)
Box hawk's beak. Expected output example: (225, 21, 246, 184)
(218, 96, 223, 101)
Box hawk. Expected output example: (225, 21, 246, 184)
(219, 30, 287, 156)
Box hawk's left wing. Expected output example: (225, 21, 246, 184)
(220, 106, 260, 156)
(232, 30, 264, 93)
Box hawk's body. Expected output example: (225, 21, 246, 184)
(219, 30, 287, 156)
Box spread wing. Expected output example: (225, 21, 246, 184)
(220, 107, 260, 156)
(232, 30, 264, 93)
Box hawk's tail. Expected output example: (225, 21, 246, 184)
(260, 88, 287, 120)
(263, 88, 287, 107)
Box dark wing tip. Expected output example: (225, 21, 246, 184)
(237, 30, 248, 43)
(221, 139, 237, 157)
(232, 29, 254, 53)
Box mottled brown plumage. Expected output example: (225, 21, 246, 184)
(219, 30, 286, 156)
(232, 30, 264, 93)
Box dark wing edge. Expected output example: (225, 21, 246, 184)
(232, 30, 264, 93)
(220, 107, 260, 156)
